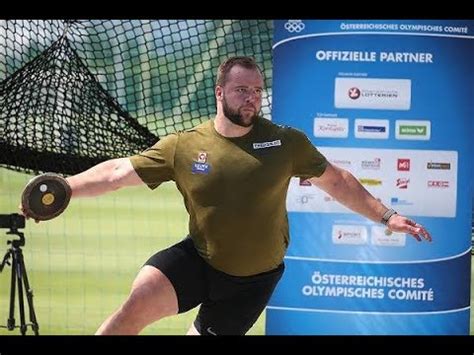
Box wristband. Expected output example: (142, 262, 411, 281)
(381, 208, 397, 225)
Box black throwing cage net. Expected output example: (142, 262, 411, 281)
(0, 20, 273, 175)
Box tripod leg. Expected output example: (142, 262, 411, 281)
(17, 250, 39, 335)
(7, 250, 16, 331)
(14, 250, 27, 335)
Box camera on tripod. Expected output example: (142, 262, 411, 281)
(0, 213, 39, 335)
(0, 213, 25, 231)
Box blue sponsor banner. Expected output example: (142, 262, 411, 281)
(268, 20, 474, 335)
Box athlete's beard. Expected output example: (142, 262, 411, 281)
(222, 96, 259, 128)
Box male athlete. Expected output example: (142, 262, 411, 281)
(21, 56, 431, 335)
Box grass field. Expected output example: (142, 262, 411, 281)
(0, 167, 472, 335)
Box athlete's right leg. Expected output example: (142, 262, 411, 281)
(96, 237, 208, 335)
(95, 265, 178, 335)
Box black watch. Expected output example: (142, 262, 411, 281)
(381, 208, 397, 225)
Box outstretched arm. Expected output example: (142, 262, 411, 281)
(310, 163, 432, 242)
(67, 158, 144, 198)
(20, 158, 144, 222)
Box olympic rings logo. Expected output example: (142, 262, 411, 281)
(284, 20, 305, 33)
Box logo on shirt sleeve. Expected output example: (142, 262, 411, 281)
(192, 152, 211, 174)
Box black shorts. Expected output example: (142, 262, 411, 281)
(144, 236, 284, 335)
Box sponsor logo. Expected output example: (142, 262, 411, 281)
(395, 120, 431, 140)
(357, 125, 386, 132)
(359, 178, 382, 186)
(332, 225, 368, 245)
(427, 162, 451, 170)
(252, 140, 282, 150)
(428, 180, 449, 188)
(335, 78, 411, 110)
(390, 197, 414, 206)
(397, 159, 410, 171)
(396, 178, 410, 189)
(313, 118, 348, 138)
(284, 20, 305, 33)
(329, 159, 352, 169)
(354, 119, 389, 139)
(348, 87, 361, 99)
(371, 226, 406, 247)
(400, 125, 426, 135)
(361, 158, 381, 170)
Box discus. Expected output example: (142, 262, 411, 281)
(21, 173, 72, 221)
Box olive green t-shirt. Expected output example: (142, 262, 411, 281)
(129, 117, 327, 276)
